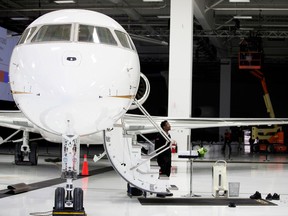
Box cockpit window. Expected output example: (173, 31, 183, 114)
(31, 24, 71, 42)
(78, 25, 95, 42)
(18, 27, 37, 44)
(78, 25, 117, 46)
(127, 36, 136, 51)
(115, 30, 131, 49)
(21, 23, 133, 50)
(96, 26, 117, 45)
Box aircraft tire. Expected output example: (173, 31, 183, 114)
(29, 142, 38, 165)
(14, 142, 23, 165)
(54, 187, 65, 210)
(73, 187, 84, 211)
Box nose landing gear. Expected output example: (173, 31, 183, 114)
(53, 187, 85, 216)
(52, 134, 86, 216)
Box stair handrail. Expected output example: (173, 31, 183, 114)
(129, 99, 172, 171)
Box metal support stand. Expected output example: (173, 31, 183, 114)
(179, 150, 200, 197)
(183, 158, 201, 197)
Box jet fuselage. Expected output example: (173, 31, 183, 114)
(9, 9, 140, 138)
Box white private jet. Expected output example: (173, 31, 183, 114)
(1, 9, 288, 213)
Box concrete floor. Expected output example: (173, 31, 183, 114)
(0, 143, 287, 216)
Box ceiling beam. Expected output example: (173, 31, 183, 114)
(194, 0, 226, 57)
(0, 4, 167, 12)
(213, 7, 288, 11)
(194, 29, 288, 38)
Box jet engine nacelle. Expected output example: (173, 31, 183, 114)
(129, 73, 150, 110)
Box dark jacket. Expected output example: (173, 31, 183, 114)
(155, 133, 171, 158)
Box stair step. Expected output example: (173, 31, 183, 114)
(104, 127, 170, 194)
(159, 174, 170, 180)
(136, 168, 159, 175)
(132, 144, 142, 149)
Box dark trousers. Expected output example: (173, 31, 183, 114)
(222, 141, 232, 155)
(157, 156, 171, 177)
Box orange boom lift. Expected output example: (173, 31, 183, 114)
(249, 70, 286, 153)
(238, 39, 286, 153)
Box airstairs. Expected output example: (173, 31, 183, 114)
(103, 126, 170, 194)
(103, 99, 171, 195)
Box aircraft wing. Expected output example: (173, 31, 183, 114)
(0, 110, 287, 136)
(0, 110, 39, 133)
(123, 114, 288, 134)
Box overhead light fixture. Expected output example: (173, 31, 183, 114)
(157, 15, 170, 19)
(11, 17, 30, 21)
(229, 0, 250, 2)
(239, 27, 254, 30)
(234, 16, 252, 19)
(143, 0, 163, 2)
(54, 0, 75, 3)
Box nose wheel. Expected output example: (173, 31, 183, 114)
(54, 187, 65, 210)
(73, 188, 84, 211)
(53, 187, 85, 216)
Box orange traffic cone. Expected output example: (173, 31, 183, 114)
(81, 154, 89, 176)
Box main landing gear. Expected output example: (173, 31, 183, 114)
(14, 131, 38, 165)
(52, 134, 86, 216)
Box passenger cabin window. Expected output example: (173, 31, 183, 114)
(115, 30, 131, 49)
(18, 27, 37, 44)
(78, 25, 117, 46)
(31, 24, 71, 42)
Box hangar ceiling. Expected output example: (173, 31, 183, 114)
(0, 0, 288, 62)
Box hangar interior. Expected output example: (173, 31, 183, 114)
(0, 0, 287, 216)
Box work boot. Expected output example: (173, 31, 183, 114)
(272, 193, 280, 200)
(228, 202, 236, 208)
(250, 191, 262, 199)
(265, 193, 273, 200)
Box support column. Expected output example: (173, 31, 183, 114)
(219, 59, 231, 140)
(168, 0, 193, 151)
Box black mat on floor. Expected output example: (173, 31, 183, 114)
(0, 166, 113, 199)
(138, 197, 277, 206)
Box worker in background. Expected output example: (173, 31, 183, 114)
(237, 127, 244, 151)
(222, 129, 232, 156)
(249, 136, 254, 153)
